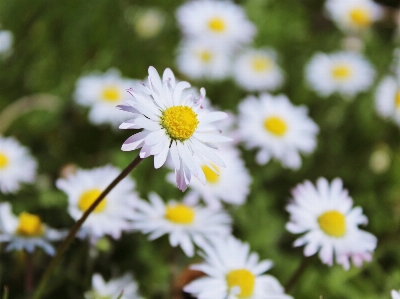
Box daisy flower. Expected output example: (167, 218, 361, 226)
(237, 93, 319, 169)
(375, 76, 400, 125)
(392, 290, 400, 299)
(176, 0, 256, 47)
(85, 273, 142, 299)
(325, 0, 383, 33)
(132, 8, 165, 39)
(56, 165, 140, 241)
(305, 51, 375, 98)
(118, 66, 231, 191)
(233, 48, 284, 92)
(286, 177, 377, 270)
(74, 69, 140, 127)
(184, 236, 292, 299)
(0, 136, 37, 194)
(0, 30, 13, 56)
(130, 192, 232, 257)
(0, 202, 65, 255)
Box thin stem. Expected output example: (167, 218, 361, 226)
(25, 252, 34, 298)
(284, 256, 312, 293)
(2, 287, 8, 299)
(33, 154, 143, 299)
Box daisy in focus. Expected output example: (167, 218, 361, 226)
(0, 136, 37, 194)
(233, 48, 284, 92)
(0, 202, 65, 255)
(85, 273, 142, 299)
(286, 177, 377, 270)
(118, 66, 231, 191)
(74, 69, 140, 127)
(56, 165, 140, 241)
(176, 0, 256, 47)
(237, 93, 319, 169)
(130, 192, 232, 257)
(184, 236, 292, 299)
(305, 51, 375, 98)
(392, 290, 400, 299)
(0, 29, 13, 56)
(375, 76, 400, 126)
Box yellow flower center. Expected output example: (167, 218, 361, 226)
(226, 269, 255, 298)
(198, 50, 213, 63)
(16, 212, 44, 237)
(264, 116, 288, 136)
(102, 86, 120, 102)
(161, 106, 199, 141)
(349, 7, 371, 27)
(395, 91, 400, 107)
(252, 56, 272, 72)
(208, 17, 226, 32)
(317, 210, 346, 237)
(0, 152, 9, 169)
(201, 164, 220, 184)
(78, 189, 107, 213)
(331, 64, 352, 80)
(165, 204, 195, 224)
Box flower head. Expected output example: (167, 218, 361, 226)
(392, 290, 400, 299)
(0, 30, 13, 56)
(375, 76, 400, 126)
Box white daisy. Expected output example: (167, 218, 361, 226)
(0, 202, 65, 255)
(176, 0, 256, 47)
(0, 136, 37, 194)
(74, 69, 140, 127)
(118, 66, 231, 191)
(233, 48, 284, 92)
(392, 290, 400, 299)
(375, 76, 400, 125)
(184, 236, 292, 299)
(237, 93, 319, 169)
(85, 273, 142, 299)
(132, 8, 166, 39)
(130, 192, 232, 257)
(176, 39, 232, 81)
(305, 51, 375, 98)
(325, 0, 383, 33)
(0, 30, 13, 55)
(286, 177, 377, 270)
(56, 165, 140, 241)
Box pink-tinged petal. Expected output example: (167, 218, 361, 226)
(170, 142, 181, 170)
(119, 119, 141, 129)
(150, 134, 169, 155)
(145, 129, 167, 145)
(116, 104, 138, 114)
(177, 142, 198, 176)
(134, 117, 162, 131)
(121, 131, 150, 151)
(198, 111, 228, 125)
(140, 144, 152, 158)
(195, 87, 206, 105)
(175, 167, 189, 191)
(173, 81, 191, 105)
(148, 66, 162, 93)
(154, 143, 169, 169)
(163, 68, 176, 87)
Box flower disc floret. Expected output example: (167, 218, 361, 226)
(318, 210, 346, 237)
(16, 212, 44, 237)
(264, 116, 287, 136)
(102, 86, 121, 102)
(161, 106, 199, 141)
(226, 269, 256, 298)
(208, 17, 226, 32)
(202, 164, 220, 184)
(349, 7, 371, 27)
(0, 153, 8, 169)
(165, 204, 195, 224)
(78, 189, 107, 213)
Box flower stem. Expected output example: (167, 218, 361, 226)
(33, 154, 143, 299)
(25, 252, 34, 298)
(284, 256, 312, 292)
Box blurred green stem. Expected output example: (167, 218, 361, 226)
(33, 154, 143, 299)
(284, 256, 312, 292)
(2, 287, 8, 299)
(25, 252, 34, 299)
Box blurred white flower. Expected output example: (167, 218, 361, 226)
(133, 8, 165, 39)
(375, 76, 400, 125)
(392, 290, 400, 299)
(130, 192, 232, 257)
(0, 136, 37, 194)
(184, 236, 292, 299)
(237, 93, 319, 169)
(286, 178, 377, 270)
(233, 48, 284, 92)
(56, 165, 140, 241)
(0, 30, 13, 55)
(305, 51, 375, 98)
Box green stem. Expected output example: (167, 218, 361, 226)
(284, 256, 312, 292)
(33, 154, 143, 299)
(2, 287, 8, 299)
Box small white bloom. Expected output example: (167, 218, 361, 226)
(184, 236, 292, 299)
(130, 192, 232, 257)
(74, 69, 140, 127)
(118, 66, 231, 191)
(233, 48, 284, 92)
(375, 76, 400, 125)
(85, 273, 142, 299)
(0, 136, 37, 194)
(237, 93, 319, 169)
(286, 177, 377, 270)
(133, 8, 165, 39)
(176, 0, 256, 47)
(392, 290, 400, 299)
(0, 202, 65, 255)
(56, 165, 140, 241)
(305, 51, 375, 98)
(0, 30, 13, 55)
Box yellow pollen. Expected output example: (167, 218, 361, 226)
(395, 91, 400, 107)
(201, 164, 220, 184)
(198, 50, 213, 63)
(332, 64, 352, 80)
(349, 7, 371, 27)
(226, 269, 255, 298)
(208, 17, 226, 32)
(16, 212, 44, 237)
(102, 86, 120, 102)
(318, 210, 346, 237)
(78, 189, 107, 213)
(0, 153, 9, 169)
(161, 106, 199, 141)
(252, 56, 272, 72)
(264, 116, 288, 136)
(165, 204, 195, 224)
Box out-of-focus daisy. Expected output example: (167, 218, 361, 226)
(56, 165, 140, 241)
(0, 202, 64, 255)
(176, 0, 256, 47)
(0, 136, 37, 194)
(233, 48, 284, 92)
(237, 93, 318, 169)
(184, 236, 292, 299)
(74, 69, 139, 127)
(325, 0, 383, 33)
(286, 177, 377, 270)
(392, 290, 400, 299)
(375, 76, 400, 125)
(305, 51, 375, 98)
(118, 66, 231, 191)
(85, 273, 142, 299)
(176, 39, 232, 81)
(132, 8, 165, 39)
(0, 30, 13, 56)
(130, 192, 231, 257)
